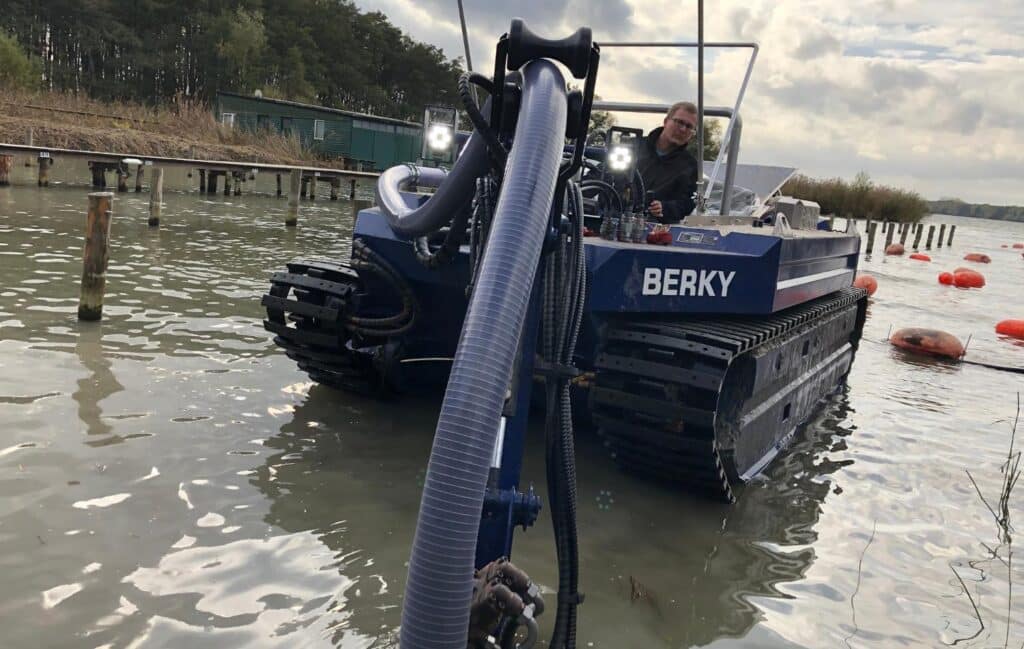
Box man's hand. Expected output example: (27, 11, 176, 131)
(648, 200, 663, 218)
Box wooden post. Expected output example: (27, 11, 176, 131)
(926, 225, 935, 249)
(199, 169, 206, 192)
(349, 178, 356, 200)
(937, 223, 946, 248)
(116, 169, 128, 192)
(223, 172, 233, 196)
(899, 221, 910, 245)
(233, 172, 242, 196)
(206, 170, 218, 194)
(36, 153, 51, 187)
(300, 176, 309, 199)
(884, 223, 894, 248)
(90, 163, 106, 188)
(78, 193, 114, 321)
(329, 178, 339, 201)
(0, 154, 13, 186)
(308, 174, 316, 201)
(133, 166, 143, 192)
(286, 169, 301, 226)
(276, 174, 282, 197)
(148, 168, 164, 227)
(947, 225, 956, 246)
(913, 222, 923, 249)
(866, 221, 877, 254)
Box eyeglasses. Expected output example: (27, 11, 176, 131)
(670, 117, 697, 132)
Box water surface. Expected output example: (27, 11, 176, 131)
(1, 164, 1023, 648)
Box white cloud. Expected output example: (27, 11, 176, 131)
(351, 0, 1024, 204)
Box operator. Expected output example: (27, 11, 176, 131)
(638, 101, 700, 224)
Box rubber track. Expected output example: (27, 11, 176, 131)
(590, 287, 867, 502)
(262, 258, 382, 393)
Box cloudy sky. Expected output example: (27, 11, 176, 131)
(351, 0, 1023, 205)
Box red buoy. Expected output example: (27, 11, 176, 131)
(1013, 243, 1024, 249)
(909, 253, 931, 261)
(1002, 244, 1010, 248)
(890, 327, 965, 359)
(963, 253, 991, 263)
(996, 320, 1024, 340)
(938, 272, 954, 285)
(885, 243, 905, 255)
(853, 274, 878, 296)
(954, 269, 985, 288)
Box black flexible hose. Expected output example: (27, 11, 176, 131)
(414, 200, 474, 269)
(459, 73, 507, 169)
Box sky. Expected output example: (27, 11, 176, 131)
(350, 0, 1023, 205)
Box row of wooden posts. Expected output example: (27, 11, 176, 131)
(861, 219, 956, 254)
(0, 153, 370, 230)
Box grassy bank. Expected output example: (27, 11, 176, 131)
(781, 173, 929, 222)
(0, 88, 332, 167)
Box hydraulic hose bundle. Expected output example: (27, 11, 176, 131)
(400, 59, 570, 649)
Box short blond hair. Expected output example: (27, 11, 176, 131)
(666, 101, 697, 119)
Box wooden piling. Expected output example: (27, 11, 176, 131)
(286, 169, 301, 226)
(947, 225, 956, 246)
(0, 154, 13, 186)
(223, 172, 233, 196)
(300, 176, 309, 199)
(276, 174, 282, 197)
(78, 193, 114, 321)
(329, 178, 339, 201)
(233, 173, 242, 196)
(866, 221, 877, 254)
(148, 168, 164, 227)
(90, 162, 106, 188)
(116, 169, 128, 192)
(884, 222, 894, 248)
(899, 221, 910, 245)
(308, 175, 316, 201)
(36, 153, 51, 187)
(913, 222, 923, 249)
(199, 169, 206, 192)
(937, 223, 946, 248)
(206, 170, 218, 194)
(926, 225, 935, 249)
(134, 166, 144, 192)
(349, 178, 356, 200)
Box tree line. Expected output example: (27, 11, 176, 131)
(927, 199, 1024, 222)
(0, 0, 465, 121)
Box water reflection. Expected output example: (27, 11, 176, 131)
(247, 385, 857, 647)
(72, 322, 124, 441)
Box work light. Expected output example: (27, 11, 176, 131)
(421, 106, 459, 165)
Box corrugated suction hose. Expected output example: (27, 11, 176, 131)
(400, 59, 568, 648)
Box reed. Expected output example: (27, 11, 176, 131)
(781, 173, 929, 223)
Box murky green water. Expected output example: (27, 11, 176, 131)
(2, 161, 1023, 648)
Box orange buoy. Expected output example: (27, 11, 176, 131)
(890, 327, 964, 359)
(954, 269, 985, 288)
(938, 272, 955, 285)
(1002, 244, 1010, 248)
(853, 274, 878, 296)
(996, 320, 1024, 339)
(963, 253, 991, 263)
(885, 243, 905, 255)
(1013, 243, 1024, 249)
(909, 253, 931, 261)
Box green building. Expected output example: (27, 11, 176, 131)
(214, 91, 424, 171)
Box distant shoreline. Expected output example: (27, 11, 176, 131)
(928, 200, 1024, 223)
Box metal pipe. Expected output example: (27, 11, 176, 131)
(696, 0, 704, 214)
(704, 44, 759, 204)
(457, 0, 474, 72)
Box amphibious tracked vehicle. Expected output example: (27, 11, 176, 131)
(261, 17, 867, 648)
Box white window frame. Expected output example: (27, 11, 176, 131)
(313, 119, 326, 141)
(221, 112, 235, 127)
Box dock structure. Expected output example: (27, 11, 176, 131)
(0, 143, 378, 196)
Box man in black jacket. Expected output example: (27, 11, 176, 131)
(637, 101, 700, 224)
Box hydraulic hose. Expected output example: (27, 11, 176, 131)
(375, 100, 492, 239)
(401, 59, 569, 649)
